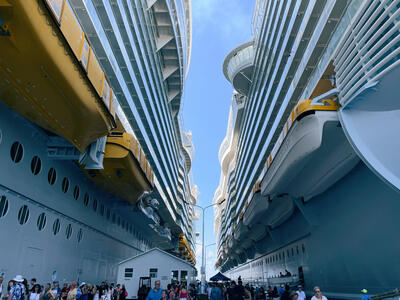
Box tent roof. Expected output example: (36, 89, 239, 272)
(209, 272, 230, 282)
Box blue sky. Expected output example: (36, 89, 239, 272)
(182, 0, 254, 278)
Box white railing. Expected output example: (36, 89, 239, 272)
(334, 0, 400, 107)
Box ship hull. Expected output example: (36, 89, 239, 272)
(0, 102, 148, 283)
(225, 161, 400, 299)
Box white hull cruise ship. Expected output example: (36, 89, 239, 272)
(214, 1, 400, 299)
(0, 0, 197, 284)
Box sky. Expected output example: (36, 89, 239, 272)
(181, 0, 255, 279)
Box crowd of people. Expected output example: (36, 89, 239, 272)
(0, 275, 129, 300)
(141, 278, 330, 300)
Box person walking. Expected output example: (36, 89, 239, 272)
(210, 285, 221, 300)
(29, 285, 41, 300)
(145, 281, 162, 300)
(51, 282, 61, 300)
(311, 287, 327, 300)
(295, 286, 305, 300)
(42, 284, 55, 300)
(179, 285, 190, 300)
(8, 276, 26, 300)
(361, 289, 371, 300)
(66, 283, 77, 300)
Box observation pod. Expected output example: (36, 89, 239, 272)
(223, 41, 254, 96)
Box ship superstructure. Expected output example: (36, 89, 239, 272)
(214, 0, 400, 298)
(0, 0, 197, 283)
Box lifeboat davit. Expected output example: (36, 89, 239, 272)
(0, 0, 116, 152)
(86, 132, 154, 205)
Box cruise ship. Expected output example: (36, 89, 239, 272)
(213, 0, 400, 299)
(0, 0, 198, 283)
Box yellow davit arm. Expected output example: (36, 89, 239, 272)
(0, 0, 116, 152)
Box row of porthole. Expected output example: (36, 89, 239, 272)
(0, 195, 83, 242)
(8, 141, 147, 243)
(265, 244, 306, 264)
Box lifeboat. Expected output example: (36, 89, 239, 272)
(233, 213, 249, 242)
(85, 131, 154, 205)
(260, 99, 359, 201)
(243, 188, 269, 241)
(0, 0, 116, 152)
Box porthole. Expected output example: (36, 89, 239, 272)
(92, 199, 97, 212)
(62, 178, 69, 193)
(18, 205, 29, 225)
(30, 156, 42, 175)
(106, 209, 110, 220)
(53, 219, 60, 235)
(65, 224, 73, 239)
(100, 204, 105, 216)
(112, 213, 116, 223)
(0, 195, 9, 218)
(48, 168, 57, 185)
(37, 213, 46, 231)
(10, 141, 23, 163)
(83, 193, 89, 206)
(77, 228, 83, 243)
(73, 186, 80, 200)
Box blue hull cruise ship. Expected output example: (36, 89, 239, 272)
(213, 0, 400, 299)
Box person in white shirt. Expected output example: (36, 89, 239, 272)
(296, 285, 306, 300)
(0, 275, 4, 300)
(311, 286, 328, 300)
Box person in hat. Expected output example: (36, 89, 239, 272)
(361, 289, 371, 300)
(295, 286, 305, 300)
(52, 281, 62, 300)
(8, 276, 26, 300)
(67, 283, 78, 300)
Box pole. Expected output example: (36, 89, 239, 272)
(201, 207, 205, 293)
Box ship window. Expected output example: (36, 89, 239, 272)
(100, 204, 105, 216)
(74, 186, 80, 200)
(62, 178, 69, 193)
(287, 249, 290, 257)
(48, 168, 57, 185)
(283, 251, 285, 259)
(302, 244, 306, 253)
(77, 228, 83, 243)
(18, 205, 29, 225)
(83, 193, 90, 206)
(106, 209, 110, 220)
(65, 224, 73, 239)
(279, 253, 281, 260)
(10, 142, 23, 163)
(37, 213, 46, 231)
(92, 199, 97, 212)
(117, 216, 121, 226)
(296, 246, 299, 255)
(0, 196, 9, 218)
(292, 248, 294, 256)
(122, 219, 125, 228)
(112, 213, 116, 223)
(53, 219, 60, 235)
(30, 156, 42, 175)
